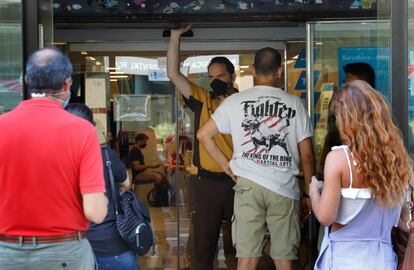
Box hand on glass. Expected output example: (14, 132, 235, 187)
(171, 24, 192, 36)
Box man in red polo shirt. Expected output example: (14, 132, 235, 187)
(0, 47, 108, 270)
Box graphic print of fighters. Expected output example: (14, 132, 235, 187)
(241, 96, 296, 168)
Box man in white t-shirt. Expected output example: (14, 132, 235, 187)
(197, 47, 315, 270)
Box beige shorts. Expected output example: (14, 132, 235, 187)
(232, 176, 300, 260)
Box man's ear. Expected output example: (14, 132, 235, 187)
(276, 66, 283, 78)
(63, 77, 72, 92)
(231, 72, 236, 83)
(252, 65, 257, 78)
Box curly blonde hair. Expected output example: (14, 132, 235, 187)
(330, 80, 412, 207)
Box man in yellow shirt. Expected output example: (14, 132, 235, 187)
(167, 25, 237, 270)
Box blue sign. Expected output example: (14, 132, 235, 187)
(295, 70, 320, 90)
(294, 48, 320, 69)
(338, 47, 390, 100)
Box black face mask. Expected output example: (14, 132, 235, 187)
(210, 79, 230, 99)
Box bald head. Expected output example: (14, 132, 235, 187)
(26, 46, 73, 94)
(254, 47, 282, 76)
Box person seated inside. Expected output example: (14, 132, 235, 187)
(129, 133, 167, 185)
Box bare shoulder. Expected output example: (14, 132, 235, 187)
(325, 149, 347, 174)
(326, 148, 346, 160)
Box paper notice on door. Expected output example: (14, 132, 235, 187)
(85, 78, 106, 109)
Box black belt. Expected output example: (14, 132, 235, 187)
(198, 169, 229, 179)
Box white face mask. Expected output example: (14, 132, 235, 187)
(63, 91, 71, 108)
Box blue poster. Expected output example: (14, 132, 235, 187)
(338, 47, 390, 100)
(294, 48, 320, 69)
(295, 70, 320, 90)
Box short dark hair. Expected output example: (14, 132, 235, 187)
(135, 133, 149, 142)
(254, 47, 282, 76)
(26, 46, 73, 94)
(65, 103, 94, 124)
(343, 62, 376, 88)
(208, 57, 235, 75)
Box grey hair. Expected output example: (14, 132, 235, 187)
(26, 46, 73, 94)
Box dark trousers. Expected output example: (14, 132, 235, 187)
(190, 170, 236, 270)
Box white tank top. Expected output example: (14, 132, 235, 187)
(333, 145, 371, 225)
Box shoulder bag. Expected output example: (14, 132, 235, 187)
(104, 148, 155, 256)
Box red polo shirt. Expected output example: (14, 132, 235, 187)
(0, 98, 105, 236)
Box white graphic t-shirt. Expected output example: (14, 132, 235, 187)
(212, 85, 313, 200)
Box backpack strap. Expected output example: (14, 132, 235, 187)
(104, 147, 119, 217)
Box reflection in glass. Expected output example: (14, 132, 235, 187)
(69, 51, 259, 269)
(0, 1, 22, 113)
(309, 21, 390, 174)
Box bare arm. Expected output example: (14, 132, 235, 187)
(167, 25, 192, 99)
(310, 150, 342, 226)
(197, 118, 236, 181)
(298, 138, 315, 194)
(131, 161, 160, 171)
(119, 171, 131, 193)
(82, 192, 108, 224)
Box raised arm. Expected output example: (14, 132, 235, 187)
(167, 25, 192, 99)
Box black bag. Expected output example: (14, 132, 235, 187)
(147, 182, 171, 207)
(116, 191, 154, 256)
(104, 148, 155, 256)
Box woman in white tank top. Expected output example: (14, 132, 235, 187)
(309, 80, 413, 270)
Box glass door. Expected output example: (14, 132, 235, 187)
(0, 0, 23, 113)
(307, 20, 391, 175)
(67, 49, 281, 269)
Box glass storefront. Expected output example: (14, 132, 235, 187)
(67, 50, 260, 269)
(3, 1, 405, 269)
(307, 20, 391, 174)
(0, 1, 23, 114)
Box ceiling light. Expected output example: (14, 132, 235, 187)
(106, 67, 119, 70)
(110, 79, 118, 82)
(110, 71, 125, 75)
(110, 75, 128, 79)
(96, 61, 102, 65)
(81, 51, 88, 55)
(240, 65, 250, 69)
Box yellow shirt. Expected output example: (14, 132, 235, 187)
(184, 82, 233, 172)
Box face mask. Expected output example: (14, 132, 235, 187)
(63, 91, 71, 108)
(210, 79, 230, 99)
(141, 143, 147, 149)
